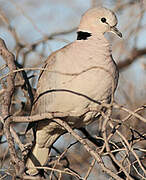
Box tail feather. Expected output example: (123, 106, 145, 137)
(26, 120, 64, 175)
(26, 144, 49, 175)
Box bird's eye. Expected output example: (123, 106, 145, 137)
(101, 17, 106, 23)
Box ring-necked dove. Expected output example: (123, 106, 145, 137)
(26, 7, 122, 175)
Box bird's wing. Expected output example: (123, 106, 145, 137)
(31, 43, 72, 115)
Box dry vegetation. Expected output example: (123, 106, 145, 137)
(0, 0, 146, 179)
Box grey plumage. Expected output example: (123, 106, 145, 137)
(26, 7, 121, 175)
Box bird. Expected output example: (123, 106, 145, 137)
(26, 7, 122, 176)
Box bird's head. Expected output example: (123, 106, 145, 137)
(78, 7, 122, 38)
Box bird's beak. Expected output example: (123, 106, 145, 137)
(110, 26, 122, 38)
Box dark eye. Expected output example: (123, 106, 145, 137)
(101, 17, 106, 23)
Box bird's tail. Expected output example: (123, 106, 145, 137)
(26, 144, 49, 175)
(26, 119, 64, 176)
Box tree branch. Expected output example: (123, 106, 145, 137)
(118, 48, 146, 70)
(0, 38, 24, 178)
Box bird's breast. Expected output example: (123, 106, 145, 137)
(34, 48, 118, 115)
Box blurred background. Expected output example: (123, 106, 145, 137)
(0, 0, 146, 179)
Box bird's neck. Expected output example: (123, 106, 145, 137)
(76, 31, 111, 54)
(77, 31, 92, 40)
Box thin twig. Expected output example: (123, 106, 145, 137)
(53, 118, 123, 180)
(83, 159, 96, 180)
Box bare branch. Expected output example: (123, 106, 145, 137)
(118, 48, 146, 70)
(0, 38, 24, 177)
